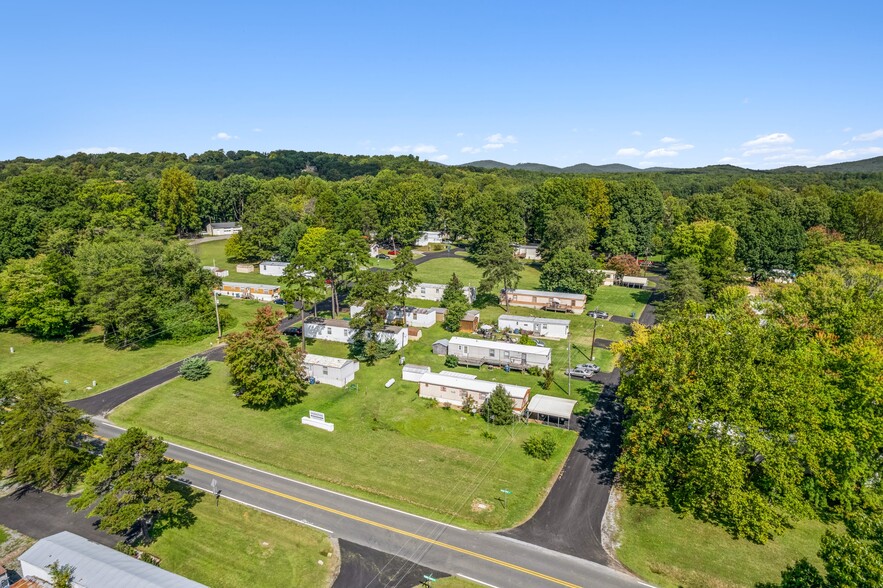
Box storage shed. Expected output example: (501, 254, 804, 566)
(460, 310, 480, 333)
(432, 339, 450, 355)
(303, 354, 359, 388)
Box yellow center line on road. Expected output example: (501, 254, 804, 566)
(186, 463, 582, 588)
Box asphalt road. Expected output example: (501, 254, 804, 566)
(92, 419, 644, 588)
(0, 490, 118, 548)
(69, 346, 226, 416)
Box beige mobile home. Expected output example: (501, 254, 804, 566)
(215, 282, 280, 302)
(501, 289, 586, 314)
(418, 372, 530, 413)
(444, 336, 551, 370)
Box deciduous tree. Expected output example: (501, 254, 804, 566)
(157, 168, 199, 235)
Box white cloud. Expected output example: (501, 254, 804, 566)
(660, 136, 678, 143)
(670, 143, 694, 151)
(460, 146, 481, 154)
(742, 132, 794, 147)
(483, 143, 504, 150)
(819, 146, 883, 162)
(616, 147, 643, 157)
(852, 128, 883, 142)
(213, 132, 236, 140)
(631, 130, 642, 136)
(484, 133, 517, 144)
(412, 144, 438, 154)
(718, 157, 742, 164)
(645, 148, 678, 158)
(433, 154, 449, 162)
(842, 127, 852, 133)
(456, 132, 464, 137)
(252, 128, 263, 133)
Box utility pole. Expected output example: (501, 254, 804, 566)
(567, 341, 572, 396)
(213, 292, 222, 340)
(590, 318, 597, 361)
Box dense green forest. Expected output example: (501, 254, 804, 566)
(0, 148, 882, 347)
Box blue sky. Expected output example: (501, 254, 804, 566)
(2, 1, 881, 169)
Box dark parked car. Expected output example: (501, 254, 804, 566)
(284, 326, 303, 337)
(273, 299, 287, 305)
(588, 310, 609, 319)
(377, 254, 390, 259)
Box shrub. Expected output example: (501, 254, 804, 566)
(179, 356, 211, 381)
(542, 367, 555, 390)
(518, 333, 534, 346)
(444, 354, 459, 368)
(526, 366, 542, 377)
(462, 395, 478, 415)
(523, 432, 558, 460)
(480, 430, 497, 441)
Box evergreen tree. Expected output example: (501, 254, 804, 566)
(484, 385, 515, 425)
(70, 428, 188, 543)
(440, 273, 469, 332)
(224, 306, 308, 408)
(477, 240, 523, 311)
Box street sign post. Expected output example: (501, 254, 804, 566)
(500, 488, 512, 509)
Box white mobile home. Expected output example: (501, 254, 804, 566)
(303, 354, 359, 388)
(407, 282, 476, 304)
(349, 304, 439, 328)
(443, 336, 552, 370)
(303, 318, 408, 350)
(498, 315, 570, 340)
(19, 531, 207, 588)
(204, 222, 242, 236)
(259, 260, 289, 276)
(512, 243, 541, 260)
(418, 373, 530, 412)
(501, 289, 586, 314)
(216, 282, 280, 302)
(415, 231, 447, 246)
(203, 265, 229, 278)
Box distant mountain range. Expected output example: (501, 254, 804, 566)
(459, 156, 883, 174)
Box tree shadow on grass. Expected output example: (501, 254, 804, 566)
(135, 482, 202, 545)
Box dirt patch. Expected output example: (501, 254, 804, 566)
(601, 486, 631, 575)
(0, 526, 35, 577)
(471, 498, 493, 513)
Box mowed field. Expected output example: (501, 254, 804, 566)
(111, 321, 579, 530)
(190, 238, 282, 286)
(0, 299, 267, 401)
(144, 492, 335, 588)
(413, 257, 542, 290)
(616, 500, 833, 588)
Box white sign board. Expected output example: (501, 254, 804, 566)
(309, 410, 325, 422)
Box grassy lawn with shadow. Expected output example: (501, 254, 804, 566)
(111, 322, 578, 530)
(0, 299, 267, 401)
(616, 501, 834, 588)
(144, 491, 335, 588)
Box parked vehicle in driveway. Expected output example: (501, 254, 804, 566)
(284, 326, 303, 337)
(587, 310, 609, 319)
(532, 338, 546, 347)
(575, 362, 600, 372)
(377, 254, 390, 259)
(565, 367, 595, 379)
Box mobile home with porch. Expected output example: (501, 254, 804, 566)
(498, 315, 570, 340)
(442, 336, 551, 370)
(418, 372, 530, 413)
(215, 282, 280, 302)
(501, 289, 586, 314)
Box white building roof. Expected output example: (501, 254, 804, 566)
(498, 314, 571, 327)
(506, 289, 586, 301)
(260, 260, 289, 267)
(303, 354, 354, 369)
(438, 371, 478, 379)
(221, 281, 280, 290)
(20, 532, 207, 588)
(419, 373, 529, 398)
(448, 336, 552, 357)
(527, 394, 578, 420)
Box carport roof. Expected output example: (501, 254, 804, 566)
(527, 394, 578, 420)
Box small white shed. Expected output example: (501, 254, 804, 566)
(304, 354, 359, 388)
(259, 261, 289, 276)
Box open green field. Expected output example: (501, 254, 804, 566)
(190, 238, 282, 286)
(413, 257, 541, 290)
(616, 501, 831, 588)
(0, 299, 267, 401)
(144, 492, 335, 588)
(587, 285, 652, 319)
(111, 323, 578, 530)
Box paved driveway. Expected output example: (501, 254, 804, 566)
(0, 490, 118, 547)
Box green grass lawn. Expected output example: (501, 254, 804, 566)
(587, 286, 652, 319)
(616, 501, 832, 588)
(414, 577, 481, 587)
(111, 324, 578, 530)
(144, 492, 334, 588)
(0, 299, 267, 400)
(413, 257, 541, 290)
(191, 238, 282, 286)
